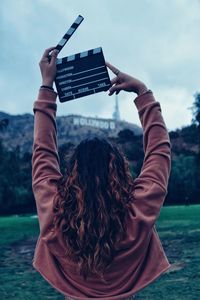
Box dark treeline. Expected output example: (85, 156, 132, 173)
(0, 93, 200, 215)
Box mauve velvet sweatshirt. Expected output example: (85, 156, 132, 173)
(32, 88, 171, 299)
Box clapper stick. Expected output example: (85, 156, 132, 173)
(55, 15, 84, 53)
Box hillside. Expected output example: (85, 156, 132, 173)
(0, 111, 142, 154)
(1, 110, 200, 214)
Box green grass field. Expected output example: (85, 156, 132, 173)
(0, 205, 200, 300)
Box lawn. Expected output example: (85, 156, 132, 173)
(0, 205, 200, 300)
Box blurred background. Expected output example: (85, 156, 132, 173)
(0, 0, 200, 299)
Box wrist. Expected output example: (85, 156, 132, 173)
(136, 84, 149, 96)
(42, 80, 53, 88)
(37, 88, 57, 102)
(41, 85, 54, 91)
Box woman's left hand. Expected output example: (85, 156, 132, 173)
(39, 47, 59, 87)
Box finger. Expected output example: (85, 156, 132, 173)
(41, 46, 56, 59)
(111, 77, 118, 85)
(108, 83, 124, 96)
(108, 85, 119, 96)
(50, 49, 59, 66)
(39, 58, 49, 64)
(106, 61, 120, 75)
(116, 90, 121, 95)
(109, 89, 121, 96)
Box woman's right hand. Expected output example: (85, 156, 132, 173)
(106, 62, 148, 96)
(39, 47, 59, 87)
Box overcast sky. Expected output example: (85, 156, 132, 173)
(1, 0, 200, 130)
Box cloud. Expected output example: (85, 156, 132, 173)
(154, 86, 194, 131)
(0, 0, 199, 130)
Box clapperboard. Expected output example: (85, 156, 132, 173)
(53, 15, 111, 102)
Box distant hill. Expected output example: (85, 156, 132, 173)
(0, 111, 142, 154)
(1, 111, 200, 214)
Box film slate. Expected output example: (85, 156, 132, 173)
(55, 47, 111, 102)
(53, 15, 111, 102)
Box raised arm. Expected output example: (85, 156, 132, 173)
(107, 62, 171, 228)
(32, 47, 62, 235)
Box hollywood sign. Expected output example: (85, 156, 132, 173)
(73, 117, 116, 130)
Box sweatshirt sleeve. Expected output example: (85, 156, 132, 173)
(132, 91, 171, 228)
(32, 88, 63, 235)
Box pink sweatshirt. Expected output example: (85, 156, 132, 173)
(32, 89, 171, 299)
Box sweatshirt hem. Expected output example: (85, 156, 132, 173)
(33, 260, 171, 300)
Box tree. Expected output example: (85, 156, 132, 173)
(191, 93, 200, 158)
(192, 93, 200, 126)
(0, 119, 9, 131)
(117, 129, 136, 143)
(191, 92, 200, 196)
(166, 155, 198, 205)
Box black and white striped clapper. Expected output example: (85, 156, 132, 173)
(54, 15, 111, 102)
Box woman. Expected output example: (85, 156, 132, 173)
(32, 47, 171, 300)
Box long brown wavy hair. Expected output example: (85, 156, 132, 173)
(53, 137, 135, 282)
